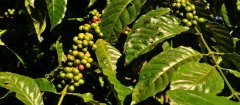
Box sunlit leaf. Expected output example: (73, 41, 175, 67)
(45, 0, 67, 30)
(131, 46, 202, 104)
(100, 0, 148, 43)
(0, 72, 44, 105)
(95, 39, 132, 103)
(124, 8, 188, 63)
(171, 62, 224, 94)
(168, 89, 239, 105)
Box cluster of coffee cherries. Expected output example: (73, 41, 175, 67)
(56, 9, 102, 92)
(172, 0, 205, 27)
(2, 9, 15, 20)
(123, 27, 131, 35)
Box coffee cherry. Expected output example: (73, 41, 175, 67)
(72, 50, 79, 57)
(67, 62, 73, 66)
(182, 19, 188, 24)
(73, 36, 78, 43)
(78, 33, 85, 40)
(61, 80, 66, 85)
(77, 44, 83, 49)
(81, 59, 88, 65)
(185, 6, 192, 12)
(67, 54, 75, 61)
(72, 68, 80, 75)
(57, 84, 62, 89)
(91, 23, 98, 29)
(66, 73, 74, 79)
(82, 48, 88, 52)
(72, 45, 78, 50)
(78, 52, 85, 59)
(73, 75, 81, 81)
(85, 63, 91, 68)
(87, 58, 93, 63)
(73, 82, 80, 87)
(68, 85, 75, 92)
(198, 17, 205, 23)
(59, 72, 66, 79)
(176, 0, 181, 3)
(85, 52, 91, 58)
(186, 13, 193, 19)
(78, 79, 85, 85)
(64, 67, 72, 73)
(78, 64, 85, 71)
(192, 20, 198, 25)
(84, 36, 90, 41)
(186, 21, 192, 27)
(190, 4, 195, 10)
(82, 40, 88, 46)
(193, 15, 198, 20)
(179, 12, 184, 17)
(74, 59, 81, 65)
(172, 3, 177, 7)
(176, 3, 181, 9)
(88, 41, 94, 46)
(92, 45, 97, 50)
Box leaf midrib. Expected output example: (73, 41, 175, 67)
(189, 66, 216, 89)
(152, 52, 201, 83)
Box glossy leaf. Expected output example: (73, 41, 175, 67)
(0, 72, 44, 105)
(100, 0, 148, 43)
(35, 78, 56, 92)
(131, 46, 202, 104)
(95, 39, 132, 103)
(222, 53, 240, 71)
(168, 89, 239, 105)
(45, 0, 67, 30)
(124, 8, 188, 63)
(202, 22, 234, 53)
(171, 62, 224, 94)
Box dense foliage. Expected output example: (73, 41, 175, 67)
(0, 0, 240, 105)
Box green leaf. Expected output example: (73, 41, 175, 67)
(45, 0, 67, 30)
(25, 0, 35, 8)
(124, 8, 189, 63)
(0, 29, 7, 46)
(0, 72, 44, 105)
(167, 89, 240, 105)
(35, 78, 56, 92)
(226, 69, 240, 78)
(100, 0, 148, 43)
(95, 39, 132, 103)
(222, 53, 240, 71)
(202, 22, 234, 53)
(25, 0, 46, 41)
(68, 93, 94, 102)
(88, 0, 97, 8)
(171, 62, 224, 94)
(55, 38, 66, 66)
(131, 46, 202, 104)
(221, 4, 232, 27)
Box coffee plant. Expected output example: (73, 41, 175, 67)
(0, 0, 240, 105)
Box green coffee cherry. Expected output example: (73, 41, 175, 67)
(66, 73, 74, 79)
(59, 72, 66, 79)
(186, 21, 192, 27)
(185, 6, 192, 12)
(78, 79, 85, 85)
(72, 68, 80, 75)
(72, 50, 79, 57)
(198, 17, 205, 23)
(74, 59, 81, 65)
(78, 52, 85, 59)
(64, 67, 72, 73)
(73, 82, 80, 87)
(85, 63, 91, 68)
(81, 59, 88, 64)
(192, 20, 198, 25)
(176, 3, 181, 9)
(186, 13, 193, 19)
(68, 85, 75, 92)
(78, 33, 85, 39)
(182, 19, 188, 24)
